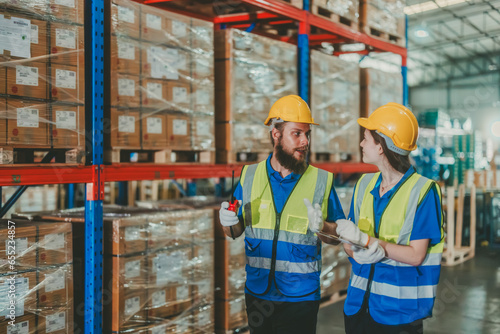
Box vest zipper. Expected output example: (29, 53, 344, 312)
(268, 212, 282, 290)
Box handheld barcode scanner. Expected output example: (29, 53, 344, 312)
(228, 170, 238, 239)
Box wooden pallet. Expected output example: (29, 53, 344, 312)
(311, 5, 358, 30)
(0, 147, 84, 165)
(105, 148, 215, 164)
(217, 150, 271, 164)
(320, 288, 348, 308)
(280, 0, 303, 9)
(442, 246, 474, 266)
(361, 25, 405, 46)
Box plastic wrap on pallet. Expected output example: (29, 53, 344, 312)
(0, 2, 85, 164)
(360, 67, 403, 118)
(0, 220, 74, 333)
(361, 0, 405, 38)
(215, 29, 297, 161)
(1, 185, 58, 218)
(313, 0, 359, 23)
(109, 0, 215, 158)
(310, 51, 360, 162)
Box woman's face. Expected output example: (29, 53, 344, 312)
(360, 129, 382, 164)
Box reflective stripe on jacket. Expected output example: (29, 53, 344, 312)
(240, 161, 333, 298)
(344, 172, 444, 325)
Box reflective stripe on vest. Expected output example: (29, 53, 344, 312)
(350, 273, 437, 299)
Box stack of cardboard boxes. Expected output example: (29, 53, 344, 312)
(0, 220, 74, 333)
(0, 0, 85, 164)
(360, 67, 403, 120)
(360, 0, 406, 45)
(107, 0, 215, 163)
(311, 51, 360, 162)
(215, 29, 298, 163)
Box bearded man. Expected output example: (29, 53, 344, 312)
(218, 95, 346, 334)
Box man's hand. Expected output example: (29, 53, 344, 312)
(303, 198, 324, 233)
(336, 219, 369, 247)
(219, 201, 240, 227)
(352, 241, 385, 264)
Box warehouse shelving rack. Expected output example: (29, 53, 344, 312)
(0, 1, 405, 333)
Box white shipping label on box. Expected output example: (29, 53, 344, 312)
(117, 41, 135, 60)
(125, 296, 140, 316)
(43, 233, 65, 250)
(172, 20, 187, 37)
(55, 69, 77, 89)
(196, 121, 211, 137)
(46, 312, 66, 333)
(117, 6, 135, 23)
(124, 226, 141, 241)
(118, 115, 135, 133)
(55, 0, 75, 8)
(146, 14, 162, 30)
(118, 78, 136, 97)
(150, 325, 167, 334)
(0, 277, 29, 317)
(230, 300, 243, 316)
(146, 82, 162, 99)
(56, 28, 76, 49)
(17, 108, 39, 128)
(56, 110, 77, 130)
(147, 117, 163, 134)
(172, 86, 187, 103)
(7, 320, 30, 334)
(124, 260, 141, 279)
(44, 270, 66, 292)
(5, 237, 28, 255)
(196, 90, 210, 105)
(172, 119, 187, 136)
(176, 285, 189, 300)
(152, 290, 166, 307)
(31, 24, 39, 44)
(0, 16, 31, 59)
(16, 66, 38, 86)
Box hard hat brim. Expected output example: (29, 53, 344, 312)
(357, 117, 375, 130)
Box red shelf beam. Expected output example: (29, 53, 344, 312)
(0, 165, 94, 186)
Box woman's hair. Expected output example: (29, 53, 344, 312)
(370, 130, 412, 173)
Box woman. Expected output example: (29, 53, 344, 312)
(335, 102, 444, 334)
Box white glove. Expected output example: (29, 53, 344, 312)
(219, 201, 239, 227)
(303, 198, 324, 233)
(352, 240, 385, 264)
(336, 219, 369, 247)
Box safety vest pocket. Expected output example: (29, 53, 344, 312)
(358, 217, 374, 235)
(252, 199, 274, 230)
(245, 238, 261, 255)
(285, 214, 309, 234)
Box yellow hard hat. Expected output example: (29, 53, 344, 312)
(358, 102, 418, 155)
(264, 95, 319, 126)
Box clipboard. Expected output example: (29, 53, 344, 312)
(317, 231, 369, 249)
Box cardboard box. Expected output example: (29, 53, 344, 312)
(0, 12, 48, 61)
(140, 6, 191, 45)
(6, 99, 49, 147)
(37, 222, 73, 267)
(215, 297, 247, 332)
(146, 285, 190, 321)
(109, 108, 141, 149)
(111, 0, 140, 38)
(37, 264, 74, 312)
(51, 104, 85, 148)
(146, 214, 193, 251)
(1, 61, 47, 99)
(50, 23, 84, 66)
(50, 64, 85, 103)
(111, 35, 141, 75)
(191, 114, 214, 151)
(166, 81, 191, 110)
(166, 113, 191, 149)
(192, 303, 215, 334)
(49, 0, 85, 25)
(0, 271, 37, 319)
(0, 314, 37, 334)
(105, 285, 148, 332)
(104, 216, 147, 255)
(141, 78, 169, 109)
(141, 111, 168, 149)
(37, 309, 74, 334)
(141, 43, 190, 81)
(147, 247, 192, 289)
(0, 221, 37, 271)
(111, 73, 140, 107)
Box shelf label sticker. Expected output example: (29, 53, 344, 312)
(16, 66, 38, 86)
(146, 82, 162, 100)
(172, 119, 187, 136)
(146, 14, 162, 30)
(43, 233, 65, 250)
(0, 16, 31, 58)
(7, 320, 30, 334)
(17, 108, 39, 128)
(118, 78, 136, 97)
(56, 28, 76, 49)
(172, 86, 188, 104)
(56, 110, 77, 130)
(152, 290, 166, 308)
(147, 117, 163, 134)
(117, 40, 135, 60)
(118, 6, 135, 24)
(44, 270, 66, 292)
(55, 69, 77, 89)
(124, 296, 140, 316)
(124, 259, 141, 279)
(55, 0, 75, 8)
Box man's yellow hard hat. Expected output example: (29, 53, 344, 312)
(264, 95, 319, 126)
(358, 102, 418, 154)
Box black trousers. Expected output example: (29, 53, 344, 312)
(344, 309, 423, 334)
(245, 293, 320, 334)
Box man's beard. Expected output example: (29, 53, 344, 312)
(275, 139, 308, 175)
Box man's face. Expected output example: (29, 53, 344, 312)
(274, 122, 311, 174)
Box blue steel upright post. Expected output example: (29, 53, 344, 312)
(298, 1, 310, 103)
(402, 14, 409, 106)
(84, 0, 104, 333)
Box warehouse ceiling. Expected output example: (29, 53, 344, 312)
(406, 0, 500, 87)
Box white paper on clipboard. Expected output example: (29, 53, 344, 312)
(317, 231, 369, 249)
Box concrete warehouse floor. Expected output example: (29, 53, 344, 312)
(317, 248, 500, 334)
